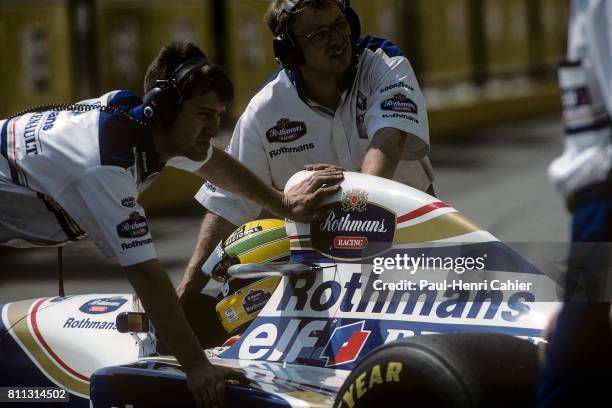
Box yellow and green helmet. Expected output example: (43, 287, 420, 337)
(214, 219, 289, 334)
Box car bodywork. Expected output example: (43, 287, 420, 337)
(0, 172, 560, 407)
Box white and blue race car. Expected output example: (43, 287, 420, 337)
(0, 172, 560, 407)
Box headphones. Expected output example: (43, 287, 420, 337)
(142, 55, 210, 125)
(272, 0, 361, 70)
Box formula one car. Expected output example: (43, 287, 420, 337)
(0, 172, 560, 407)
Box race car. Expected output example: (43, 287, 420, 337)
(0, 171, 560, 407)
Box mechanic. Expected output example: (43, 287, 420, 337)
(177, 0, 434, 344)
(539, 0, 612, 405)
(0, 41, 342, 408)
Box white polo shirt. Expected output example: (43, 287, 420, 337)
(0, 90, 210, 266)
(548, 0, 612, 197)
(197, 38, 431, 226)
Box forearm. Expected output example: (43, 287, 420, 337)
(362, 128, 407, 178)
(180, 211, 237, 294)
(361, 149, 400, 178)
(126, 260, 207, 372)
(198, 147, 286, 217)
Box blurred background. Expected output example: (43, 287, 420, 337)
(0, 0, 571, 300)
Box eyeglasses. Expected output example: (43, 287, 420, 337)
(294, 19, 351, 48)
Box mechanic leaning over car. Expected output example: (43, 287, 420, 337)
(0, 40, 343, 408)
(539, 0, 612, 406)
(178, 0, 435, 346)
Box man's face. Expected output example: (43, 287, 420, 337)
(292, 4, 352, 75)
(168, 90, 225, 161)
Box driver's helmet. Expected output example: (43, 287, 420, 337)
(211, 219, 289, 335)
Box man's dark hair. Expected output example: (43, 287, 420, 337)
(266, 0, 341, 36)
(144, 41, 233, 104)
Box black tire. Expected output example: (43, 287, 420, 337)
(333, 333, 538, 408)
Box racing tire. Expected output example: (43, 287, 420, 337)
(333, 333, 538, 408)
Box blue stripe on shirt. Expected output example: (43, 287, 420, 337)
(0, 118, 19, 184)
(0, 119, 8, 160)
(357, 35, 405, 57)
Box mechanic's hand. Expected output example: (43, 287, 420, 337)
(304, 163, 346, 172)
(282, 168, 343, 222)
(186, 359, 243, 408)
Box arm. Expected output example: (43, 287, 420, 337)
(363, 50, 433, 189)
(197, 146, 342, 222)
(125, 259, 207, 369)
(181, 149, 342, 297)
(361, 128, 409, 178)
(125, 259, 233, 407)
(196, 147, 285, 217)
(177, 211, 237, 298)
(586, 0, 612, 115)
(58, 170, 236, 406)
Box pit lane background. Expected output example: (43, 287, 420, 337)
(0, 0, 567, 212)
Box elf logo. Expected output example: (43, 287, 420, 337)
(320, 321, 371, 367)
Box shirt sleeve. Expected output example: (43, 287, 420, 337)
(57, 167, 157, 266)
(195, 108, 273, 226)
(587, 0, 612, 116)
(365, 50, 430, 159)
(165, 143, 214, 173)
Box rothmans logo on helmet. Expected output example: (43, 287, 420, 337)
(242, 289, 273, 315)
(341, 188, 368, 212)
(266, 118, 307, 143)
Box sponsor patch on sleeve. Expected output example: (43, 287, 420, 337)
(116, 211, 149, 238)
(380, 93, 418, 114)
(379, 81, 414, 94)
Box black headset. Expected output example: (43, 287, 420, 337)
(142, 55, 210, 125)
(272, 0, 361, 70)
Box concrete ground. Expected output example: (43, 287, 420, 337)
(0, 114, 569, 302)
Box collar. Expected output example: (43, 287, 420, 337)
(287, 59, 358, 117)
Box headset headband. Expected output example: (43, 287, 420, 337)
(282, 0, 300, 13)
(172, 56, 209, 91)
(142, 55, 210, 123)
(282, 0, 349, 15)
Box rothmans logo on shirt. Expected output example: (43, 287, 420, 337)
(116, 211, 149, 238)
(381, 93, 418, 114)
(266, 118, 307, 143)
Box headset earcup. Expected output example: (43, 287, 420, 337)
(142, 84, 181, 125)
(273, 34, 305, 70)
